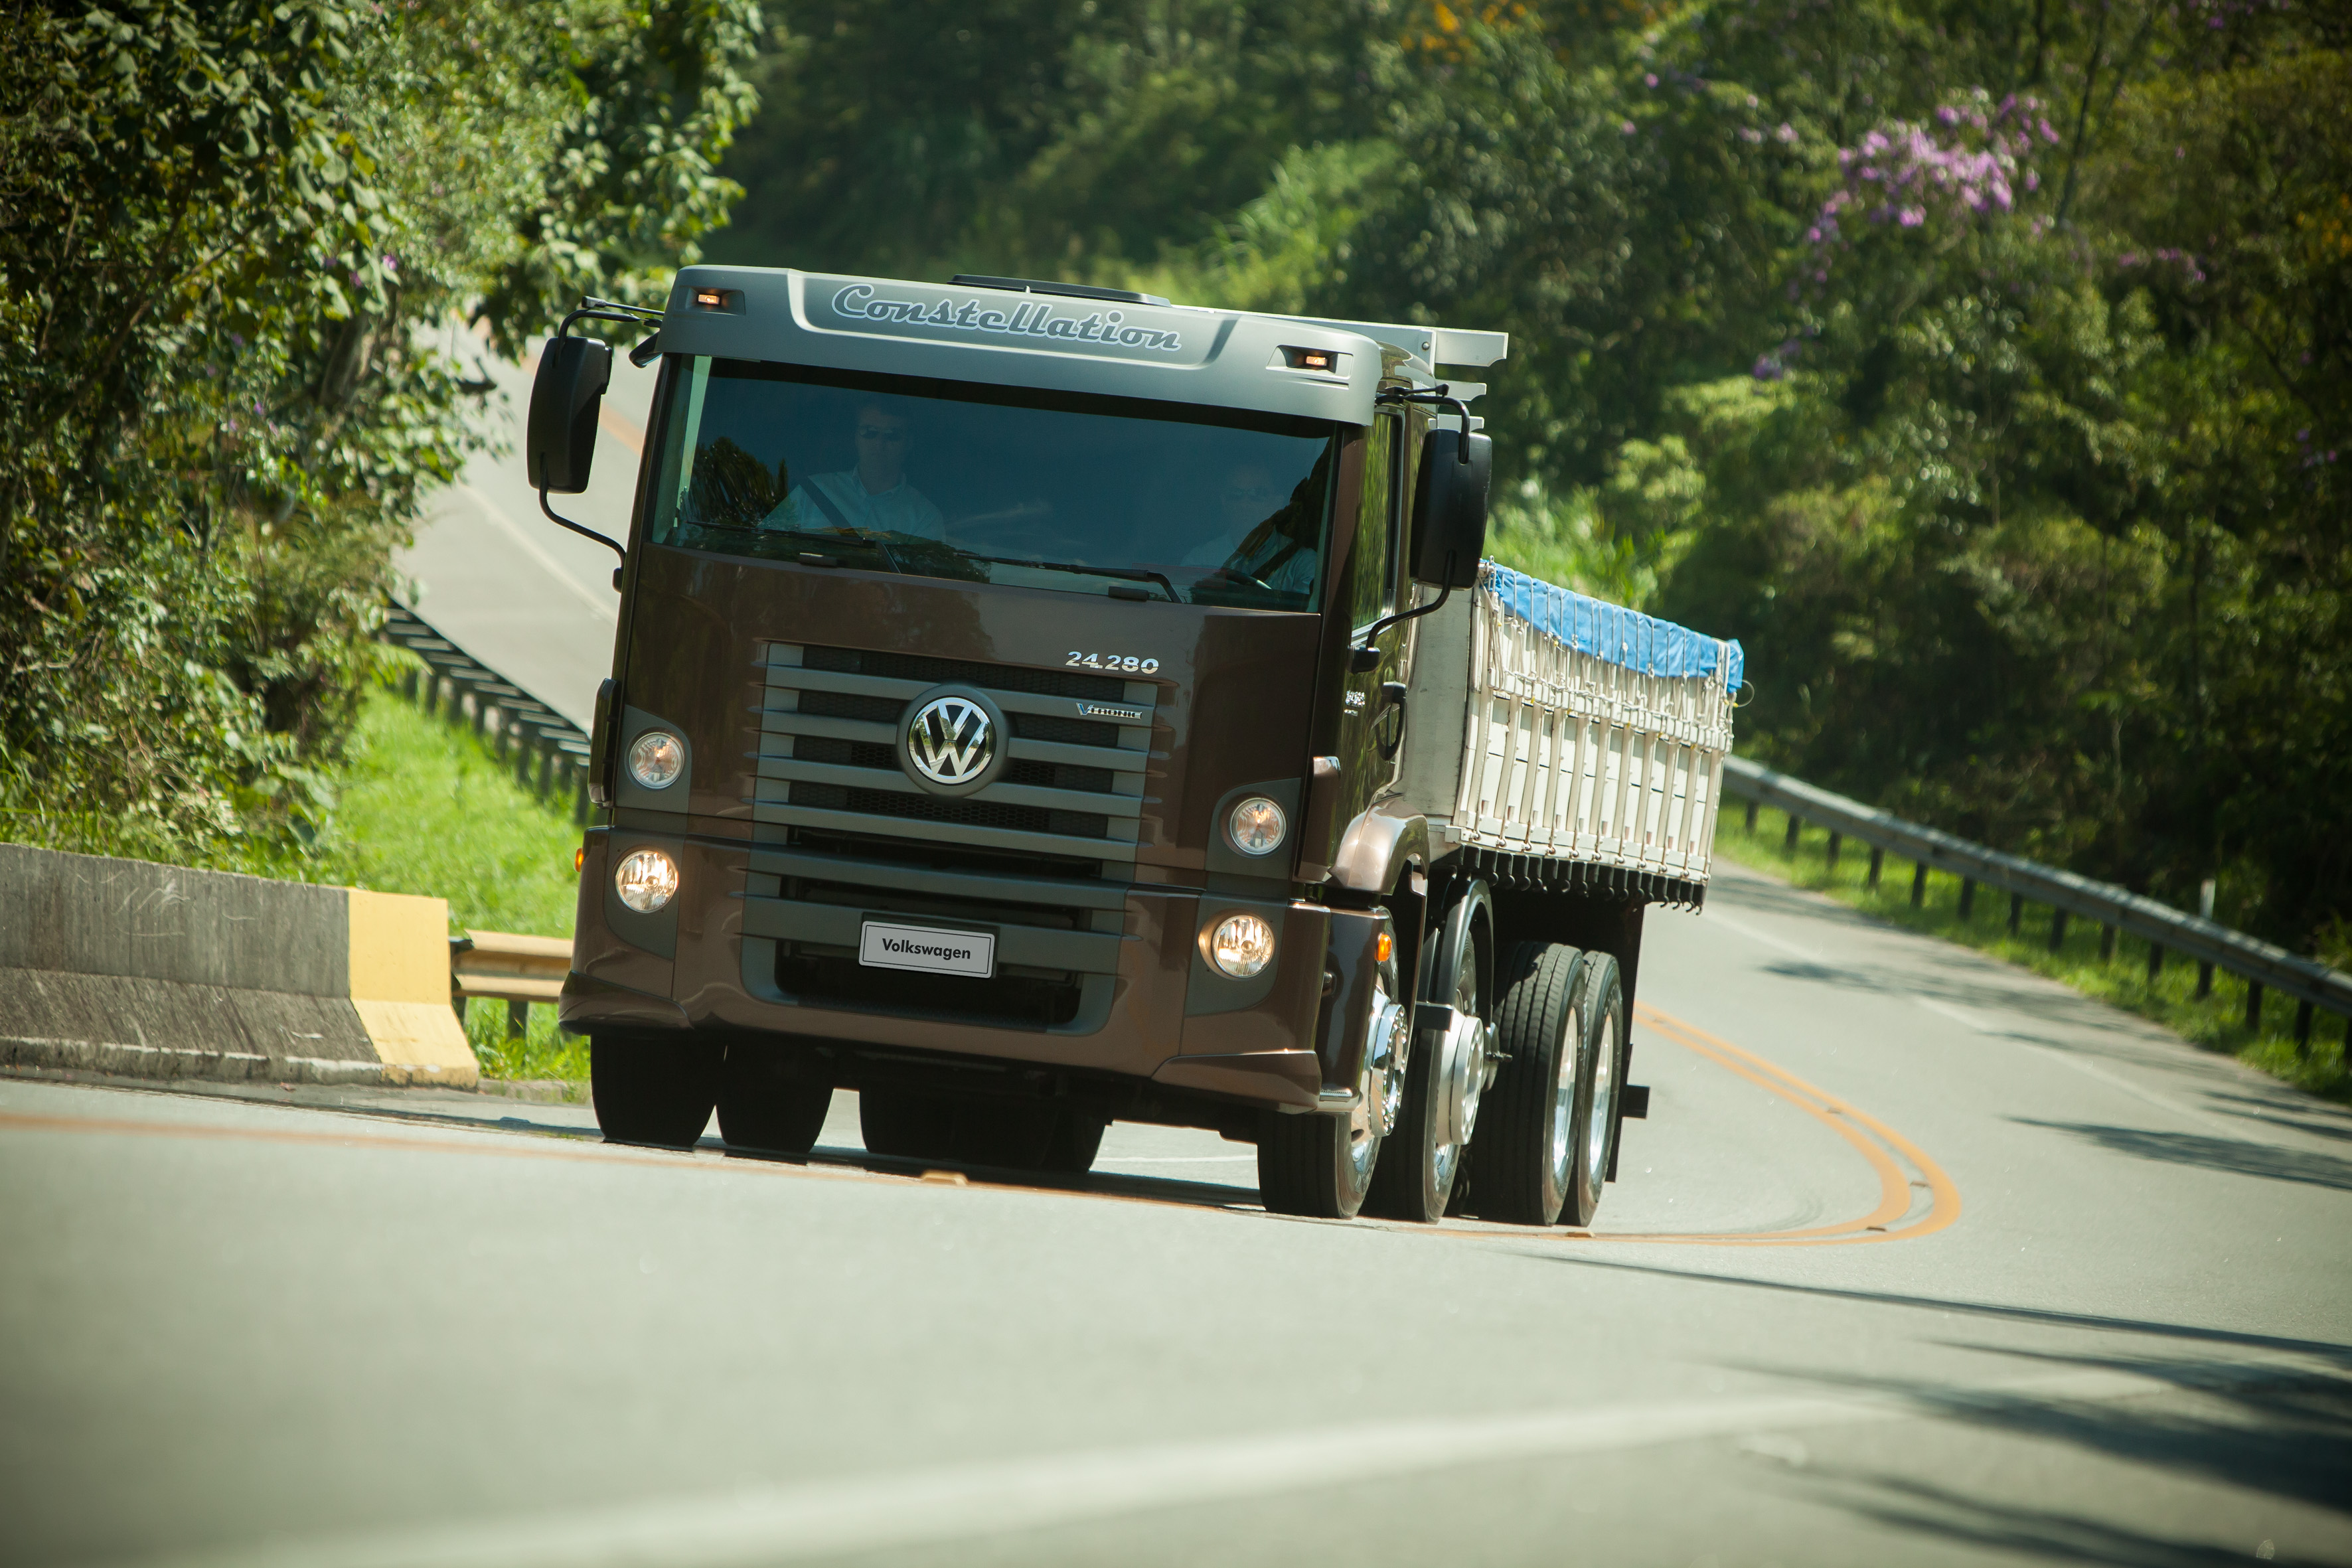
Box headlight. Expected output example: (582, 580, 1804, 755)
(1207, 913, 1276, 979)
(1226, 795, 1287, 856)
(627, 730, 685, 790)
(613, 848, 679, 913)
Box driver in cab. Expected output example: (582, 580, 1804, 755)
(764, 399, 946, 541)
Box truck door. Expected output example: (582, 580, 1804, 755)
(1334, 406, 1409, 824)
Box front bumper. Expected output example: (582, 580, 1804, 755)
(558, 828, 1332, 1113)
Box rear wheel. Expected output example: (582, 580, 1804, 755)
(591, 1032, 722, 1148)
(1368, 882, 1492, 1223)
(1564, 953, 1626, 1226)
(1468, 942, 1588, 1225)
(716, 1046, 834, 1155)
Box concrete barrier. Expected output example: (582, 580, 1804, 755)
(0, 844, 479, 1089)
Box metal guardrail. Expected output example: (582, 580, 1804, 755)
(1721, 755, 2352, 1050)
(450, 929, 572, 1039)
(380, 601, 595, 824)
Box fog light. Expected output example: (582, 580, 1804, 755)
(1227, 795, 1287, 856)
(628, 730, 684, 789)
(1207, 913, 1275, 979)
(614, 848, 679, 913)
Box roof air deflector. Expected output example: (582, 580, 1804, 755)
(949, 274, 1170, 307)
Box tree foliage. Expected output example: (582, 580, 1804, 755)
(0, 0, 759, 862)
(717, 0, 2345, 947)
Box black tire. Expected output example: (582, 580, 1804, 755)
(1468, 941, 1588, 1226)
(1563, 953, 1626, 1226)
(1036, 1109, 1107, 1175)
(590, 1032, 722, 1148)
(860, 1089, 1105, 1174)
(716, 1046, 834, 1155)
(1368, 882, 1490, 1223)
(858, 1087, 956, 1160)
(1259, 1107, 1376, 1218)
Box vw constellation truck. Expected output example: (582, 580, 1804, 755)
(532, 267, 1741, 1224)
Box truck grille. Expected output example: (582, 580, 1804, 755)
(748, 641, 1156, 872)
(738, 641, 1155, 1034)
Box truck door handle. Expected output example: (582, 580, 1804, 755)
(1377, 682, 1407, 760)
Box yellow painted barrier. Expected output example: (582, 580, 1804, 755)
(348, 889, 480, 1089)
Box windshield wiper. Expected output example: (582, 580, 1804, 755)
(740, 524, 909, 574)
(962, 554, 1180, 602)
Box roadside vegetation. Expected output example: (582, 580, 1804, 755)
(0, 0, 759, 876)
(1713, 804, 2350, 1107)
(718, 0, 2347, 964)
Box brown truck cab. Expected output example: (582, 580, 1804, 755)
(532, 266, 1737, 1224)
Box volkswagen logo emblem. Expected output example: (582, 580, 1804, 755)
(904, 694, 997, 786)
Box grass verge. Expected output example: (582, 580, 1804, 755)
(1712, 803, 2350, 1107)
(339, 670, 588, 1082)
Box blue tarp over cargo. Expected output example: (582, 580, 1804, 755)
(1478, 561, 1745, 694)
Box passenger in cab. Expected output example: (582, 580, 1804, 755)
(1185, 459, 1319, 599)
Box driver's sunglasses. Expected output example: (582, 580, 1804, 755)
(857, 426, 907, 443)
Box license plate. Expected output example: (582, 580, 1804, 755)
(858, 920, 996, 979)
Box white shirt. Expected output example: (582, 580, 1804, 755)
(765, 470, 946, 540)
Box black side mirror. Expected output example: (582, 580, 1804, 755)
(526, 335, 613, 495)
(1409, 427, 1492, 589)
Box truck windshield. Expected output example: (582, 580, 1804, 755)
(644, 356, 1336, 609)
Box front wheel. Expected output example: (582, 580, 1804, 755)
(1259, 967, 1406, 1219)
(1368, 882, 1492, 1223)
(591, 1032, 723, 1148)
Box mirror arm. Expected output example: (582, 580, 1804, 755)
(538, 483, 628, 570)
(1350, 554, 1460, 670)
(1374, 385, 1474, 461)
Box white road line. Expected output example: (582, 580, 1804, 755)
(1103, 1154, 1257, 1164)
(1913, 996, 2244, 1138)
(132, 1363, 2290, 1568)
(1715, 910, 2250, 1144)
(1704, 911, 1830, 965)
(451, 481, 619, 625)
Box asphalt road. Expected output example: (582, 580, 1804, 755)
(5, 860, 2349, 1567)
(5, 349, 2345, 1565)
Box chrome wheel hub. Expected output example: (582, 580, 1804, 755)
(1348, 986, 1407, 1182)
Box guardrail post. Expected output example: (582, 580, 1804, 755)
(401, 668, 419, 704)
(507, 999, 529, 1040)
(2147, 942, 2163, 980)
(2294, 999, 2314, 1054)
(1911, 863, 1928, 909)
(2245, 981, 2263, 1032)
(2007, 892, 2025, 936)
(1826, 831, 1842, 874)
(1959, 878, 1976, 919)
(574, 777, 589, 826)
(2196, 961, 2215, 1000)
(1744, 799, 1758, 832)
(2048, 909, 2068, 953)
(1784, 815, 1802, 852)
(2099, 924, 2116, 963)
(1867, 846, 1884, 889)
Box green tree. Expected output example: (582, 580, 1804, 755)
(0, 0, 759, 864)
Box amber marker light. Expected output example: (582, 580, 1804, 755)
(574, 846, 586, 874)
(1376, 931, 1393, 964)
